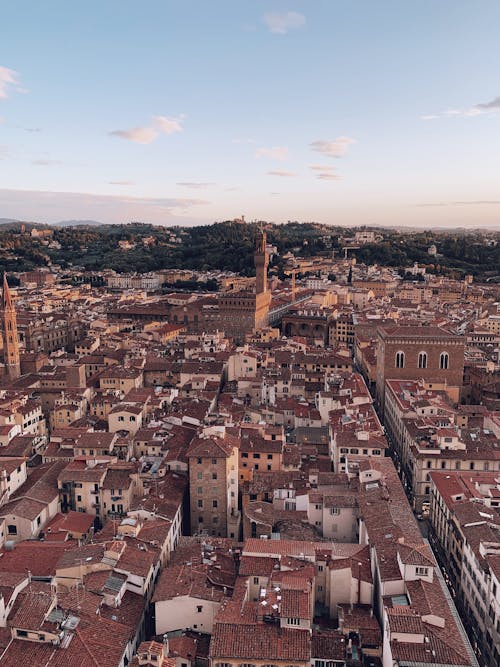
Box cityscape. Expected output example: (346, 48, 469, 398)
(1, 3, 500, 667)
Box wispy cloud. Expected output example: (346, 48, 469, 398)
(267, 169, 296, 177)
(310, 137, 356, 158)
(310, 164, 342, 180)
(0, 66, 20, 99)
(255, 146, 289, 161)
(421, 95, 500, 120)
(109, 180, 135, 186)
(176, 182, 216, 189)
(263, 11, 305, 34)
(25, 127, 42, 133)
(309, 164, 337, 172)
(416, 200, 500, 207)
(476, 96, 500, 110)
(0, 145, 9, 159)
(109, 126, 159, 144)
(109, 115, 184, 144)
(316, 172, 342, 181)
(32, 159, 63, 166)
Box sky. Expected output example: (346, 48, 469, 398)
(1, 0, 500, 228)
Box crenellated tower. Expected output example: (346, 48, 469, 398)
(254, 224, 268, 295)
(1, 274, 20, 380)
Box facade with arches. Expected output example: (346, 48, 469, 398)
(376, 325, 465, 414)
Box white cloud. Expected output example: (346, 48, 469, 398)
(267, 169, 296, 177)
(109, 126, 159, 144)
(310, 137, 356, 158)
(109, 114, 183, 144)
(263, 11, 305, 34)
(153, 115, 183, 134)
(255, 146, 289, 161)
(0, 66, 19, 99)
(109, 180, 135, 186)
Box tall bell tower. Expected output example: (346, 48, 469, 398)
(1, 274, 20, 380)
(254, 224, 268, 295)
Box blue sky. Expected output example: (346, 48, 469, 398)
(1, 1, 499, 227)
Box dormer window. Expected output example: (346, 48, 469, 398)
(416, 566, 429, 576)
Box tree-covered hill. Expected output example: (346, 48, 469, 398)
(0, 220, 498, 280)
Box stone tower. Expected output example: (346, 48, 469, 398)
(1, 274, 21, 380)
(254, 224, 268, 295)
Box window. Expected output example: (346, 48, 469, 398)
(212, 500, 218, 508)
(197, 472, 203, 480)
(197, 458, 202, 465)
(196, 605, 203, 613)
(253, 577, 259, 584)
(287, 617, 300, 625)
(212, 472, 217, 480)
(395, 351, 405, 368)
(416, 566, 429, 576)
(16, 630, 28, 638)
(7, 524, 17, 535)
(418, 351, 428, 369)
(212, 458, 217, 465)
(440, 352, 449, 370)
(197, 499, 203, 508)
(330, 507, 340, 515)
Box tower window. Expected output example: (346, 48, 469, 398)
(395, 351, 405, 368)
(418, 352, 427, 369)
(440, 352, 449, 370)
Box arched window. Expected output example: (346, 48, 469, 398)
(418, 352, 427, 369)
(440, 352, 449, 370)
(395, 351, 405, 368)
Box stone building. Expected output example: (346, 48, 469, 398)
(187, 430, 240, 539)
